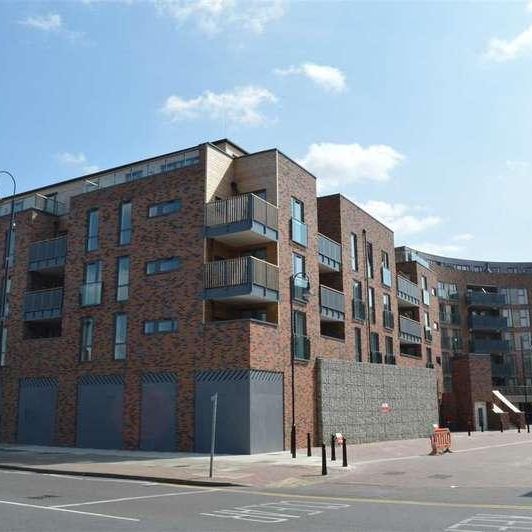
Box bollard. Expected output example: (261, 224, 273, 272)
(342, 437, 348, 467)
(307, 433, 312, 457)
(500, 419, 504, 433)
(528, 423, 530, 434)
(321, 443, 327, 475)
(330, 434, 336, 461)
(467, 420, 472, 437)
(480, 422, 484, 433)
(518, 423, 521, 434)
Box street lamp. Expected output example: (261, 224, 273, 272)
(0, 171, 17, 366)
(289, 271, 310, 459)
(519, 336, 530, 432)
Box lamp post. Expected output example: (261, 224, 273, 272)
(289, 271, 310, 459)
(0, 171, 17, 366)
(520, 336, 530, 431)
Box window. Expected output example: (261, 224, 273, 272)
(385, 336, 393, 355)
(250, 189, 267, 200)
(146, 257, 181, 275)
(293, 311, 309, 360)
(291, 197, 304, 221)
(81, 261, 102, 306)
(424, 312, 430, 328)
(290, 197, 307, 247)
(421, 276, 428, 290)
(368, 287, 376, 323)
(114, 314, 127, 360)
(354, 327, 362, 361)
(86, 209, 99, 251)
(80, 318, 94, 361)
(381, 250, 389, 269)
(366, 242, 374, 278)
(370, 332, 379, 353)
(144, 319, 177, 335)
(243, 248, 267, 260)
(292, 253, 307, 300)
(119, 202, 132, 245)
(427, 347, 433, 364)
(383, 293, 391, 310)
(350, 234, 358, 271)
(117, 256, 130, 302)
(353, 281, 363, 301)
(0, 327, 7, 366)
(148, 199, 181, 218)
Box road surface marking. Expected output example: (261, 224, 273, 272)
(0, 499, 139, 522)
(447, 513, 532, 531)
(44, 473, 158, 485)
(52, 487, 218, 508)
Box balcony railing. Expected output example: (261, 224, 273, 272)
(491, 362, 516, 378)
(0, 194, 67, 218)
(320, 285, 345, 321)
(291, 218, 308, 247)
(399, 315, 422, 344)
(469, 315, 508, 331)
(381, 266, 392, 287)
(318, 234, 341, 272)
(498, 385, 532, 398)
(80, 282, 103, 307)
(205, 194, 278, 243)
(28, 236, 67, 271)
(439, 311, 461, 325)
(441, 336, 463, 351)
(352, 298, 366, 321)
(467, 292, 506, 307)
(23, 288, 63, 321)
(204, 256, 279, 302)
(470, 339, 511, 354)
(293, 334, 311, 361)
(397, 276, 421, 306)
(383, 309, 394, 329)
(385, 354, 397, 365)
(370, 351, 382, 364)
(437, 288, 460, 301)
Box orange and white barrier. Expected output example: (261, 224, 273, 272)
(430, 427, 452, 455)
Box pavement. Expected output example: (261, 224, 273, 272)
(1, 431, 532, 531)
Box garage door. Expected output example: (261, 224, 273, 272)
(140, 373, 178, 451)
(77, 375, 124, 449)
(17, 377, 58, 445)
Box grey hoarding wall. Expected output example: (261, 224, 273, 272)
(317, 359, 438, 443)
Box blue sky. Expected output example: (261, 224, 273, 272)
(1, 0, 532, 261)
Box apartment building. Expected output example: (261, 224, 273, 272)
(398, 247, 532, 431)
(0, 140, 439, 454)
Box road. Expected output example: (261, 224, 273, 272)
(1, 468, 532, 532)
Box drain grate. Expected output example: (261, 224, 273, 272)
(27, 494, 60, 500)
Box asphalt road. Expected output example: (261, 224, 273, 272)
(1, 469, 532, 532)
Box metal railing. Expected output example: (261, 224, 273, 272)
(0, 194, 67, 217)
(437, 288, 460, 300)
(491, 362, 516, 378)
(352, 298, 366, 321)
(467, 292, 506, 307)
(383, 309, 394, 329)
(293, 334, 311, 360)
(28, 236, 67, 271)
(204, 256, 279, 291)
(498, 385, 532, 397)
(381, 266, 392, 287)
(470, 339, 511, 354)
(399, 315, 422, 341)
(441, 336, 463, 350)
(80, 282, 103, 306)
(469, 315, 508, 330)
(370, 351, 382, 364)
(23, 287, 63, 321)
(318, 234, 342, 269)
(397, 275, 421, 305)
(205, 193, 278, 229)
(439, 311, 461, 325)
(320, 285, 345, 319)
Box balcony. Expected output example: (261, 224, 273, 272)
(23, 288, 63, 321)
(205, 194, 278, 246)
(467, 292, 506, 308)
(293, 334, 311, 361)
(80, 282, 103, 307)
(399, 316, 422, 344)
(370, 351, 383, 364)
(424, 327, 433, 342)
(397, 276, 421, 307)
(204, 256, 279, 303)
(470, 339, 511, 354)
(381, 266, 392, 288)
(352, 298, 366, 321)
(385, 354, 397, 365)
(441, 336, 463, 351)
(0, 194, 67, 218)
(291, 218, 308, 247)
(469, 315, 508, 331)
(439, 311, 461, 325)
(318, 234, 341, 272)
(383, 309, 394, 330)
(28, 236, 67, 271)
(320, 285, 345, 322)
(491, 361, 516, 378)
(437, 288, 460, 301)
(498, 385, 532, 401)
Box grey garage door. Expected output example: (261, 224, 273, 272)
(17, 377, 58, 445)
(140, 373, 178, 451)
(77, 375, 124, 449)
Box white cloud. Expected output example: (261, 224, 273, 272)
(528, 1, 532, 12)
(409, 242, 464, 256)
(359, 200, 441, 235)
(484, 24, 532, 62)
(161, 86, 277, 126)
(156, 0, 285, 36)
(56, 152, 99, 174)
(300, 142, 404, 193)
(452, 233, 474, 242)
(275, 62, 347, 93)
(20, 13, 62, 32)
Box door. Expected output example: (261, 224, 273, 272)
(474, 401, 487, 431)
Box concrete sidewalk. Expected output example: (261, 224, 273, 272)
(0, 430, 528, 488)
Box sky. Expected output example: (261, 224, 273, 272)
(1, 0, 532, 261)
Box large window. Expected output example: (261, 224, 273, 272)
(119, 202, 132, 245)
(354, 327, 362, 361)
(370, 332, 379, 353)
(501, 288, 529, 305)
(146, 257, 181, 275)
(293, 310, 310, 360)
(0, 327, 7, 366)
(148, 199, 181, 218)
(114, 313, 127, 360)
(366, 241, 374, 278)
(292, 253, 307, 300)
(144, 319, 177, 335)
(350, 233, 358, 271)
(290, 197, 307, 247)
(81, 261, 102, 306)
(368, 286, 376, 324)
(80, 317, 94, 362)
(86, 209, 99, 252)
(117, 256, 130, 302)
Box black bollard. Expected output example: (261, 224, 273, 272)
(500, 419, 504, 433)
(321, 443, 327, 475)
(480, 421, 484, 433)
(307, 433, 312, 457)
(342, 437, 348, 467)
(518, 421, 521, 433)
(330, 434, 336, 461)
(467, 420, 472, 437)
(528, 422, 530, 434)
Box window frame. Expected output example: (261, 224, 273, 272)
(114, 313, 128, 360)
(86, 209, 99, 252)
(148, 199, 181, 218)
(80, 317, 94, 362)
(116, 256, 130, 302)
(118, 202, 132, 246)
(146, 257, 181, 275)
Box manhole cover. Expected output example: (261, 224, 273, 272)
(428, 474, 452, 479)
(27, 494, 59, 500)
